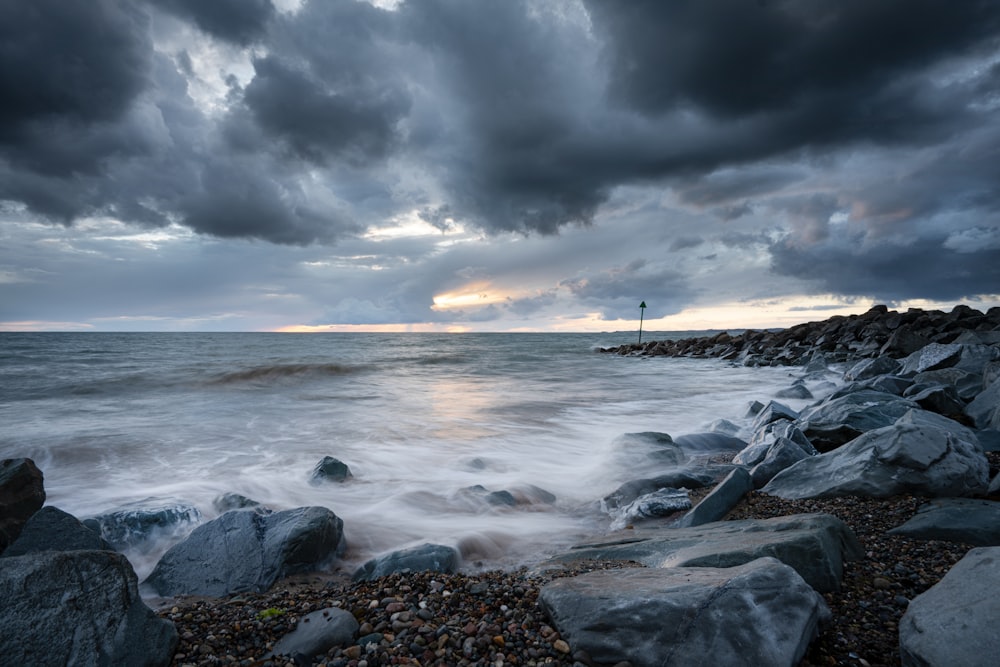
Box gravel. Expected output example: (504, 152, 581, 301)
(158, 452, 1000, 667)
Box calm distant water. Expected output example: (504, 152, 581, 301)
(0, 332, 834, 579)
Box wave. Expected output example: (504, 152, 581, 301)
(207, 363, 362, 386)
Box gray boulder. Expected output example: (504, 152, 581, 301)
(900, 547, 1000, 667)
(539, 557, 829, 667)
(270, 607, 359, 662)
(706, 418, 743, 436)
(860, 375, 913, 396)
(796, 389, 919, 451)
(904, 383, 966, 417)
(751, 401, 799, 432)
(613, 488, 691, 527)
(763, 421, 989, 500)
(888, 498, 1000, 546)
(776, 383, 813, 400)
(914, 367, 982, 401)
(672, 432, 747, 453)
(750, 438, 810, 489)
(1, 506, 111, 557)
(613, 432, 688, 467)
(83, 498, 201, 551)
(895, 407, 980, 444)
(213, 492, 267, 513)
(845, 355, 902, 382)
(0, 458, 45, 552)
(965, 377, 1000, 430)
(900, 343, 965, 375)
(736, 420, 815, 467)
(549, 513, 861, 593)
(602, 471, 714, 510)
(675, 467, 753, 528)
(311, 456, 353, 484)
(145, 506, 344, 597)
(353, 543, 459, 582)
(0, 550, 177, 666)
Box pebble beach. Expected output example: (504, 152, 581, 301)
(158, 450, 1000, 667)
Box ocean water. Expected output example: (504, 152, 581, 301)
(0, 332, 836, 580)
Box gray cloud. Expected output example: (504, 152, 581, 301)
(2, 0, 1000, 327)
(149, 0, 275, 45)
(561, 260, 694, 319)
(770, 232, 1000, 303)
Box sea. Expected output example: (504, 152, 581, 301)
(0, 332, 837, 581)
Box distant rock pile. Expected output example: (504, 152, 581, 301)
(602, 304, 1000, 366)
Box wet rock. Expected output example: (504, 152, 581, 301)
(965, 377, 1000, 430)
(145, 506, 344, 597)
(83, 497, 201, 551)
(310, 456, 353, 484)
(549, 513, 862, 593)
(900, 546, 1000, 667)
(270, 607, 359, 662)
(750, 437, 810, 489)
(672, 432, 747, 453)
(845, 355, 903, 382)
(603, 471, 715, 510)
(353, 543, 460, 582)
(899, 343, 965, 375)
(0, 550, 177, 666)
(0, 458, 45, 552)
(763, 419, 989, 500)
(796, 389, 919, 451)
(613, 488, 690, 527)
(904, 383, 966, 417)
(613, 432, 688, 467)
(540, 557, 829, 667)
(674, 467, 753, 528)
(776, 383, 813, 400)
(751, 401, 800, 432)
(1, 506, 111, 557)
(213, 492, 267, 513)
(888, 498, 1000, 546)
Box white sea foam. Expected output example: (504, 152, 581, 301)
(0, 332, 840, 580)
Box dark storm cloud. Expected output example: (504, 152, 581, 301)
(2, 0, 1000, 270)
(241, 54, 410, 165)
(770, 233, 1000, 303)
(0, 0, 151, 181)
(586, 0, 998, 123)
(148, 0, 275, 44)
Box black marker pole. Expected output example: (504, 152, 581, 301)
(638, 301, 646, 344)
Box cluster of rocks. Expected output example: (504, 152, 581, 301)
(602, 304, 1000, 367)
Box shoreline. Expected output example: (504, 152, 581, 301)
(5, 303, 1000, 666)
(157, 468, 997, 667)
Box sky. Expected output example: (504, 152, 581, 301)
(2, 0, 1000, 333)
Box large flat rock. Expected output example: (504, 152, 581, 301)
(888, 498, 1000, 546)
(0, 550, 177, 666)
(546, 513, 861, 592)
(763, 420, 989, 500)
(900, 547, 1000, 667)
(540, 557, 829, 667)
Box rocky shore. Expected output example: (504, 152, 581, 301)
(3, 304, 1000, 666)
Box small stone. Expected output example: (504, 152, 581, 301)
(553, 639, 570, 654)
(873, 577, 891, 590)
